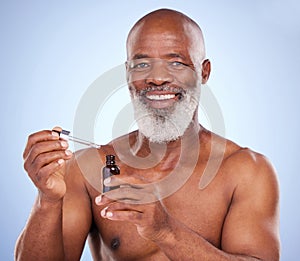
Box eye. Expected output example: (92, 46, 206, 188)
(168, 61, 187, 69)
(171, 61, 182, 66)
(129, 59, 151, 71)
(135, 62, 150, 69)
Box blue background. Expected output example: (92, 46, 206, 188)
(1, 1, 299, 260)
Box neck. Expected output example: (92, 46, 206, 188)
(134, 118, 201, 156)
(129, 120, 200, 172)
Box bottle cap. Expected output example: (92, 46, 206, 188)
(106, 155, 115, 164)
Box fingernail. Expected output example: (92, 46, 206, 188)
(106, 212, 113, 218)
(104, 177, 111, 185)
(61, 141, 68, 148)
(52, 130, 60, 137)
(101, 206, 108, 217)
(58, 159, 64, 165)
(65, 150, 72, 156)
(95, 195, 102, 205)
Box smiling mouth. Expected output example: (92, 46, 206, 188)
(145, 91, 183, 100)
(141, 91, 183, 109)
(146, 93, 176, 100)
(136, 87, 185, 108)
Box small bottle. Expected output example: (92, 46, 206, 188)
(102, 155, 120, 193)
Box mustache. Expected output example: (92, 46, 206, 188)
(137, 85, 187, 97)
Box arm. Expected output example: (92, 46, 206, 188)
(15, 197, 65, 261)
(155, 151, 280, 260)
(15, 128, 92, 261)
(220, 151, 280, 260)
(62, 155, 93, 260)
(98, 150, 280, 260)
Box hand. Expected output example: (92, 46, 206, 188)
(23, 127, 73, 202)
(95, 175, 172, 241)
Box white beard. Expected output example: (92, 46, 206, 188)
(132, 86, 201, 144)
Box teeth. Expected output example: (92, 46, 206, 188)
(146, 94, 176, 100)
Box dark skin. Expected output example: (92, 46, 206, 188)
(15, 9, 280, 261)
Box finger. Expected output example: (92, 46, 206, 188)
(52, 126, 63, 133)
(101, 187, 157, 204)
(104, 177, 158, 200)
(24, 140, 70, 171)
(102, 209, 143, 221)
(103, 175, 146, 189)
(100, 202, 143, 221)
(34, 159, 65, 187)
(23, 129, 61, 160)
(27, 149, 72, 178)
(95, 188, 139, 206)
(103, 186, 142, 203)
(104, 174, 160, 189)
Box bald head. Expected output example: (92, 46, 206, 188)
(126, 9, 206, 66)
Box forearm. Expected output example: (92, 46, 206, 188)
(155, 218, 261, 261)
(15, 196, 65, 261)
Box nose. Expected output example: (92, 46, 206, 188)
(145, 61, 174, 86)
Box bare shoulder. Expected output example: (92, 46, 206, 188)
(67, 133, 132, 176)
(65, 131, 135, 191)
(205, 128, 279, 198)
(64, 147, 111, 195)
(219, 137, 280, 259)
(224, 142, 279, 188)
(201, 126, 277, 182)
(107, 130, 139, 152)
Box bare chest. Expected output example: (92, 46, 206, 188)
(88, 164, 233, 260)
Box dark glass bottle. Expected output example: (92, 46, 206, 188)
(102, 155, 120, 193)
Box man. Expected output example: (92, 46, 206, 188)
(15, 8, 280, 261)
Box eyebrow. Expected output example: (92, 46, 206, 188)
(131, 53, 187, 60)
(165, 53, 187, 60)
(132, 54, 149, 60)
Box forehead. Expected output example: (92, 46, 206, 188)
(127, 18, 195, 60)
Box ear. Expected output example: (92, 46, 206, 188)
(125, 61, 130, 82)
(125, 61, 135, 97)
(201, 59, 211, 84)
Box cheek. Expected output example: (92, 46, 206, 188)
(126, 69, 200, 90)
(127, 78, 146, 93)
(127, 71, 147, 84)
(175, 71, 199, 89)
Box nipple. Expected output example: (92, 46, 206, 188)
(111, 237, 120, 250)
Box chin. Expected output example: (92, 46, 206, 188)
(133, 87, 200, 144)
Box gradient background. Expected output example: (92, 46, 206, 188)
(1, 1, 299, 260)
